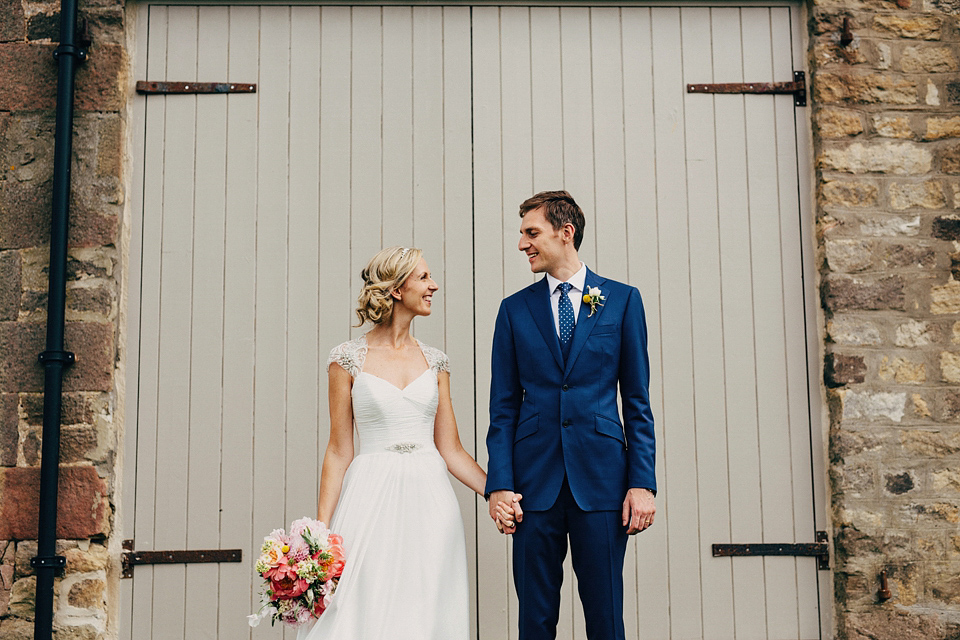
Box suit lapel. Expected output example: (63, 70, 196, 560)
(564, 269, 608, 376)
(523, 278, 564, 371)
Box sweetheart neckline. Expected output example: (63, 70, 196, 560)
(357, 368, 433, 392)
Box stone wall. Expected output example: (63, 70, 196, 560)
(813, 0, 960, 638)
(0, 0, 126, 638)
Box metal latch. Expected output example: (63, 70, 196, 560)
(121, 539, 243, 578)
(712, 530, 829, 570)
(687, 70, 807, 107)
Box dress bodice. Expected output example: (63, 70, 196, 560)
(327, 335, 449, 455)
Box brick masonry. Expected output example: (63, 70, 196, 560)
(813, 0, 960, 637)
(0, 0, 958, 639)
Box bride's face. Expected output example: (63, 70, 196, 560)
(395, 258, 438, 317)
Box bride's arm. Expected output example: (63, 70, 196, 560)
(434, 372, 487, 496)
(317, 363, 355, 524)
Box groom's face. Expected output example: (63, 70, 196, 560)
(519, 207, 565, 274)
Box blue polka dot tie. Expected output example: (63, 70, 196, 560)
(558, 282, 575, 360)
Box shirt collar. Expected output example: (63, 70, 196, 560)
(546, 262, 587, 294)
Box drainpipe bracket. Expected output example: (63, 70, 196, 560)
(38, 350, 75, 366)
(53, 44, 87, 63)
(30, 555, 66, 571)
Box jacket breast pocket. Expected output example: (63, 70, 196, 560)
(515, 414, 540, 443)
(595, 414, 626, 446)
(592, 323, 619, 336)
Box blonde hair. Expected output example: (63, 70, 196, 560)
(355, 246, 423, 326)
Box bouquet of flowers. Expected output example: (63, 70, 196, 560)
(248, 517, 346, 628)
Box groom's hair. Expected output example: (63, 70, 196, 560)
(519, 190, 585, 250)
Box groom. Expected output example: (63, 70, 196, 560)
(485, 191, 657, 640)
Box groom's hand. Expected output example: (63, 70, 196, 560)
(489, 490, 523, 534)
(622, 488, 656, 535)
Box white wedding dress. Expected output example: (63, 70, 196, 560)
(297, 334, 469, 640)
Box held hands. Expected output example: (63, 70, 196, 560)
(488, 490, 523, 534)
(622, 488, 656, 535)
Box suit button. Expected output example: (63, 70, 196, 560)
(562, 384, 569, 391)
(562, 419, 571, 427)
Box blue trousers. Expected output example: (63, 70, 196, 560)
(512, 477, 628, 640)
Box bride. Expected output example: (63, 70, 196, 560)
(299, 246, 519, 639)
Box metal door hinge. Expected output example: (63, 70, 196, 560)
(121, 539, 243, 578)
(712, 530, 829, 570)
(136, 81, 256, 95)
(687, 70, 806, 107)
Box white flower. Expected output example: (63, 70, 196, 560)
(588, 286, 602, 297)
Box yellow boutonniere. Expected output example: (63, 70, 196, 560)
(582, 286, 605, 317)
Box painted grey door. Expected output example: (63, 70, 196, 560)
(122, 4, 823, 639)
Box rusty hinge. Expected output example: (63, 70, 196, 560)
(712, 530, 829, 570)
(136, 81, 256, 95)
(687, 71, 806, 107)
(121, 539, 243, 578)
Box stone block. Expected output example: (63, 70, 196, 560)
(0, 393, 16, 466)
(901, 46, 959, 73)
(932, 468, 960, 492)
(59, 426, 98, 464)
(900, 428, 960, 458)
(925, 116, 960, 140)
(928, 565, 960, 605)
(941, 145, 960, 174)
(0, 539, 12, 616)
(949, 81, 960, 105)
(815, 72, 918, 105)
(884, 470, 918, 495)
(0, 43, 124, 111)
(827, 317, 882, 346)
(874, 14, 943, 40)
(27, 11, 58, 41)
(889, 181, 946, 210)
(22, 428, 39, 466)
(8, 575, 36, 620)
(899, 501, 960, 526)
(63, 545, 108, 574)
(819, 141, 932, 174)
(939, 391, 960, 421)
(825, 353, 867, 387)
(822, 274, 906, 311)
(912, 393, 932, 417)
(0, 0, 25, 43)
(821, 180, 878, 207)
(840, 389, 907, 422)
(0, 466, 110, 540)
(0, 322, 115, 393)
(53, 624, 100, 640)
(20, 392, 101, 427)
(933, 0, 960, 14)
(0, 617, 36, 640)
(895, 319, 937, 347)
(0, 251, 20, 321)
(879, 356, 926, 384)
(880, 242, 936, 269)
(932, 279, 960, 314)
(942, 351, 960, 383)
(874, 115, 913, 138)
(934, 215, 960, 240)
(66, 577, 105, 610)
(859, 214, 921, 236)
(825, 238, 875, 272)
(817, 108, 864, 138)
(96, 115, 122, 178)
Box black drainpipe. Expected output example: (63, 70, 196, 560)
(32, 1, 87, 638)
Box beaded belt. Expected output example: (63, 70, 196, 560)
(385, 442, 422, 454)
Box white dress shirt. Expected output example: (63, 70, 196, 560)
(545, 263, 587, 336)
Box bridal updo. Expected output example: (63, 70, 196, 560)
(355, 246, 423, 326)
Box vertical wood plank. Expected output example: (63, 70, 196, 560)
(441, 8, 478, 636)
(412, 6, 445, 348)
(530, 8, 564, 192)
(621, 8, 671, 638)
(650, 8, 702, 639)
(286, 3, 322, 532)
(383, 6, 414, 248)
(183, 6, 229, 637)
(130, 5, 167, 639)
(151, 7, 198, 636)
(218, 6, 260, 639)
(352, 5, 384, 280)
(679, 7, 736, 640)
(472, 7, 511, 640)
(710, 8, 768, 638)
(251, 7, 290, 639)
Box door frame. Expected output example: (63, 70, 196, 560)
(118, 1, 828, 636)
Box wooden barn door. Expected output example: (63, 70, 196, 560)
(122, 3, 824, 639)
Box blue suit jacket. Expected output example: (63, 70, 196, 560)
(484, 269, 656, 512)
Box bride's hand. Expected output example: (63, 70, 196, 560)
(494, 495, 523, 534)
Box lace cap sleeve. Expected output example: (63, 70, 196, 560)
(327, 339, 365, 378)
(420, 343, 450, 375)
